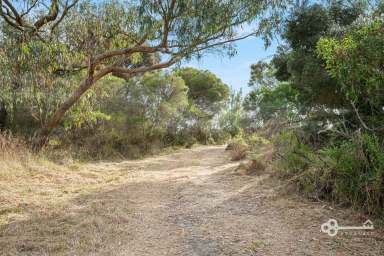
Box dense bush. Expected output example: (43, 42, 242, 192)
(46, 70, 231, 159)
(273, 130, 317, 177)
(243, 2, 384, 217)
(320, 133, 384, 214)
(274, 131, 384, 215)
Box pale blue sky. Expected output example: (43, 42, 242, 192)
(183, 37, 278, 94)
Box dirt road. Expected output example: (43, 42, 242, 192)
(1, 146, 383, 255)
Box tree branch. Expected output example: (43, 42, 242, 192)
(0, 0, 75, 34)
(111, 56, 179, 77)
(350, 101, 374, 131)
(2, 0, 24, 25)
(51, 0, 79, 33)
(34, 0, 59, 29)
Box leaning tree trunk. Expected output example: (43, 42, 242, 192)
(32, 76, 96, 151)
(31, 55, 176, 151)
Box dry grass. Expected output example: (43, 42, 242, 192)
(0, 132, 31, 162)
(0, 158, 133, 224)
(229, 144, 249, 161)
(233, 144, 274, 175)
(0, 133, 143, 255)
(234, 159, 266, 175)
(0, 143, 230, 255)
(1, 143, 383, 255)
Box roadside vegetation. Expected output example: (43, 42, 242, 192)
(234, 1, 384, 217)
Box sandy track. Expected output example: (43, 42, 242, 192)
(1, 146, 383, 255)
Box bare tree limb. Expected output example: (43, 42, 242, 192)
(111, 56, 179, 76)
(51, 0, 79, 33)
(34, 0, 59, 29)
(350, 101, 374, 131)
(0, 0, 75, 34)
(21, 0, 39, 17)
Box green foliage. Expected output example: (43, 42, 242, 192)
(0, 4, 127, 134)
(219, 91, 244, 137)
(171, 67, 230, 145)
(74, 71, 189, 158)
(226, 132, 249, 160)
(1, 0, 249, 151)
(273, 129, 384, 215)
(175, 67, 229, 117)
(248, 61, 277, 88)
(237, 1, 384, 217)
(1, 0, 274, 147)
(271, 45, 291, 81)
(269, 2, 364, 108)
(284, 4, 330, 51)
(248, 2, 384, 217)
(246, 133, 270, 160)
(319, 133, 384, 214)
(244, 82, 299, 125)
(247, 133, 270, 148)
(274, 130, 317, 176)
(286, 49, 343, 107)
(227, 132, 247, 148)
(51, 68, 232, 158)
(124, 72, 189, 123)
(317, 17, 384, 107)
(243, 2, 366, 134)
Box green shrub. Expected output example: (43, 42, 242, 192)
(273, 130, 317, 176)
(246, 133, 270, 148)
(224, 133, 249, 160)
(319, 133, 384, 214)
(275, 130, 384, 216)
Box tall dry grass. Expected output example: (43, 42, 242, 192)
(0, 132, 139, 227)
(0, 132, 31, 166)
(0, 133, 137, 254)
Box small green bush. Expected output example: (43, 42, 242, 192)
(247, 133, 270, 148)
(274, 130, 317, 176)
(211, 130, 231, 145)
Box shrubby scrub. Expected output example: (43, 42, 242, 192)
(274, 131, 384, 215)
(243, 2, 384, 217)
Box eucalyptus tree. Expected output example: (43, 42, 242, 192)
(0, 0, 279, 150)
(104, 71, 189, 149)
(0, 0, 79, 34)
(219, 90, 244, 137)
